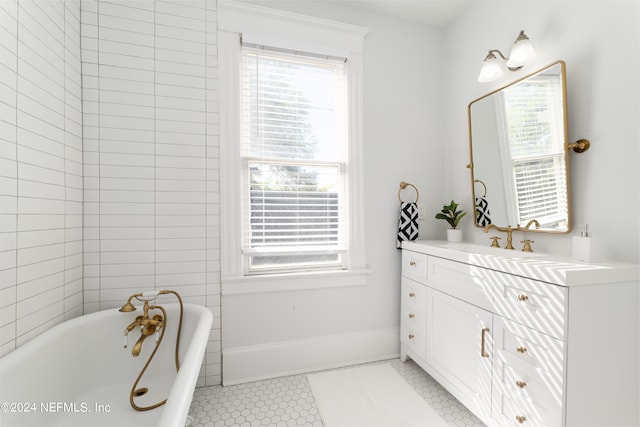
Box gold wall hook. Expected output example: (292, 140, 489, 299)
(567, 139, 590, 153)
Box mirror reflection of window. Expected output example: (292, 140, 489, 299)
(497, 71, 568, 229)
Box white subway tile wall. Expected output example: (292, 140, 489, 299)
(80, 0, 221, 386)
(0, 0, 83, 357)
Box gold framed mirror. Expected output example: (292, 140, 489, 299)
(468, 60, 572, 233)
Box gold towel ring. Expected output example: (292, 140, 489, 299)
(474, 179, 487, 197)
(398, 181, 419, 203)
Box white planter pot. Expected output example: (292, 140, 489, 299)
(447, 229, 463, 242)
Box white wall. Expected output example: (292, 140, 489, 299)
(221, 1, 445, 383)
(442, 0, 640, 263)
(222, 0, 640, 383)
(80, 0, 221, 386)
(0, 0, 83, 357)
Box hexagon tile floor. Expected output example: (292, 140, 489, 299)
(188, 358, 485, 426)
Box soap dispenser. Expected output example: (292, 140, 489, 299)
(572, 224, 592, 262)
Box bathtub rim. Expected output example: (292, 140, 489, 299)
(0, 303, 213, 427)
(157, 303, 212, 427)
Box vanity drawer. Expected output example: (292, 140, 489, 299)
(490, 269, 567, 339)
(494, 317, 565, 384)
(426, 256, 493, 312)
(493, 358, 563, 427)
(492, 317, 565, 426)
(492, 387, 562, 427)
(402, 250, 428, 282)
(401, 278, 426, 358)
(401, 322, 426, 359)
(401, 277, 426, 315)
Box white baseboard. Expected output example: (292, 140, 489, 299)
(222, 327, 400, 385)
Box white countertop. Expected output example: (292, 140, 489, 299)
(402, 240, 640, 287)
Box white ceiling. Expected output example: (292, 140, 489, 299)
(325, 0, 474, 27)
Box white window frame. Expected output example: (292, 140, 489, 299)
(218, 1, 369, 294)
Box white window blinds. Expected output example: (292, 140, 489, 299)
(241, 43, 349, 274)
(503, 75, 568, 228)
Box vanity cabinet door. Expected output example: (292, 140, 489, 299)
(425, 287, 493, 424)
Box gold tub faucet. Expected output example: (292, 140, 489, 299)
(123, 299, 165, 357)
(119, 290, 184, 411)
(122, 296, 164, 356)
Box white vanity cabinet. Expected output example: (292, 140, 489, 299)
(400, 241, 639, 427)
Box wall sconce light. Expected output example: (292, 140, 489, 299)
(477, 30, 536, 82)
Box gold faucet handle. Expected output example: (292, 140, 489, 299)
(489, 236, 501, 248)
(521, 239, 535, 252)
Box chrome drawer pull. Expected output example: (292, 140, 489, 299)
(515, 415, 527, 424)
(517, 294, 529, 301)
(516, 380, 527, 389)
(481, 327, 490, 358)
(516, 346, 528, 354)
(408, 313, 415, 319)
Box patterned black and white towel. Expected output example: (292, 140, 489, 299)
(397, 202, 418, 249)
(475, 196, 492, 226)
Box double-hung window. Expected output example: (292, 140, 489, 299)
(500, 74, 568, 228)
(218, 1, 368, 289)
(241, 44, 348, 275)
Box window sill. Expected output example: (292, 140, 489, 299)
(221, 269, 370, 295)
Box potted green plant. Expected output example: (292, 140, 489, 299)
(435, 200, 467, 242)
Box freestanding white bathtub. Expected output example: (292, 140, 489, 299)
(0, 303, 212, 427)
